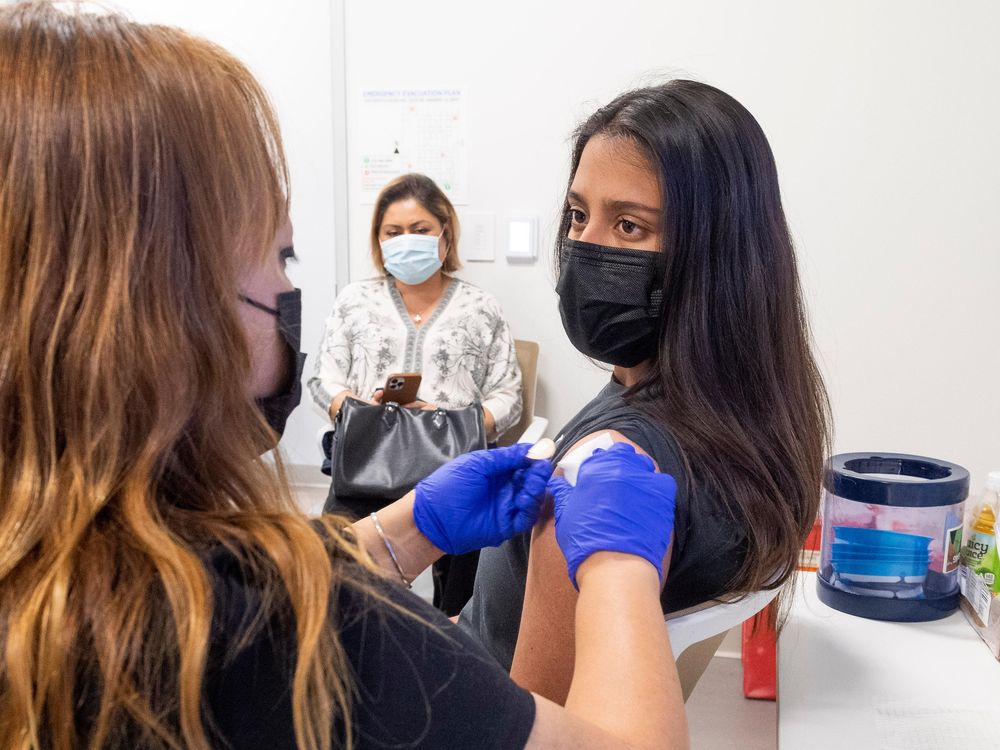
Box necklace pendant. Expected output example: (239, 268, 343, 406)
(413, 313, 422, 323)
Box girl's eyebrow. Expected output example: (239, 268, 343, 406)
(568, 191, 661, 216)
(604, 199, 661, 215)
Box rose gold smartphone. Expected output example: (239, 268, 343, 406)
(381, 372, 422, 404)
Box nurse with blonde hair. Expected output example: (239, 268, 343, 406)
(0, 3, 687, 748)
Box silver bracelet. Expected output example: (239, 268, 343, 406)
(369, 512, 412, 588)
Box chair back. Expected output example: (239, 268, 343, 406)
(497, 339, 538, 446)
(667, 587, 780, 700)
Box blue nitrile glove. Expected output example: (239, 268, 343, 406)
(548, 443, 677, 589)
(413, 443, 554, 555)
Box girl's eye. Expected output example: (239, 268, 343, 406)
(568, 208, 586, 225)
(620, 219, 637, 235)
(279, 246, 297, 264)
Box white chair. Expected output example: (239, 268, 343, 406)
(515, 416, 548, 445)
(666, 587, 780, 700)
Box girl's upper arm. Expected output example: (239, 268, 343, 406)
(509, 429, 666, 705)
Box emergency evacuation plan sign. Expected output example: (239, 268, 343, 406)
(358, 87, 469, 205)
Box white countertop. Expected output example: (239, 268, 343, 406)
(777, 571, 1000, 749)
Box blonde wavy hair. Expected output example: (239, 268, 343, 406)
(0, 3, 372, 748)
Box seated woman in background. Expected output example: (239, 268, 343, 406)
(460, 79, 831, 701)
(309, 173, 522, 613)
(0, 4, 689, 749)
(308, 173, 522, 441)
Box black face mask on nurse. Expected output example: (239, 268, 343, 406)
(556, 238, 663, 368)
(239, 288, 306, 439)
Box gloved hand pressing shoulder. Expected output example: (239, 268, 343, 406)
(414, 443, 554, 555)
(548, 442, 677, 589)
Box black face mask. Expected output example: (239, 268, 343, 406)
(556, 238, 663, 368)
(239, 288, 306, 439)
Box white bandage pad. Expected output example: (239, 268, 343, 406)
(556, 432, 616, 486)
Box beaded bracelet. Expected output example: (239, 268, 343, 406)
(369, 512, 412, 588)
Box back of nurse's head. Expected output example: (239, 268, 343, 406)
(0, 8, 359, 750)
(0, 0, 289, 483)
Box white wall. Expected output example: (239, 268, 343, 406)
(108, 0, 338, 466)
(59, 2, 1000, 491)
(341, 0, 1000, 491)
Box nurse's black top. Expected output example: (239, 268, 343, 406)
(77, 549, 536, 749)
(458, 378, 749, 670)
(205, 551, 535, 749)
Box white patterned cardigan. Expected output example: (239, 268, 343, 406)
(307, 277, 523, 442)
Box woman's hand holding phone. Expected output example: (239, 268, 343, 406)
(404, 400, 436, 410)
(371, 391, 434, 410)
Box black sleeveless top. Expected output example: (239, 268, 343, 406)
(458, 378, 749, 670)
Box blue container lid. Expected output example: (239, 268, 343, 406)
(824, 453, 969, 507)
(830, 540, 930, 557)
(833, 526, 933, 550)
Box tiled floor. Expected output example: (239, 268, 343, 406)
(293, 477, 777, 749)
(687, 656, 777, 749)
(291, 473, 329, 517)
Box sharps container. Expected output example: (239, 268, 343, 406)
(817, 452, 968, 622)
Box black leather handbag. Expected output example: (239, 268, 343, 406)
(322, 397, 486, 518)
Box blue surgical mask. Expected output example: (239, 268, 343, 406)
(380, 233, 443, 285)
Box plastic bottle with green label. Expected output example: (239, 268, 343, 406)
(982, 537, 1000, 593)
(962, 472, 1000, 590)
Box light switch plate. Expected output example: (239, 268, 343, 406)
(460, 211, 496, 262)
(506, 216, 537, 262)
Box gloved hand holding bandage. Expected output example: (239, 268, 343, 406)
(414, 443, 554, 555)
(548, 443, 677, 588)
